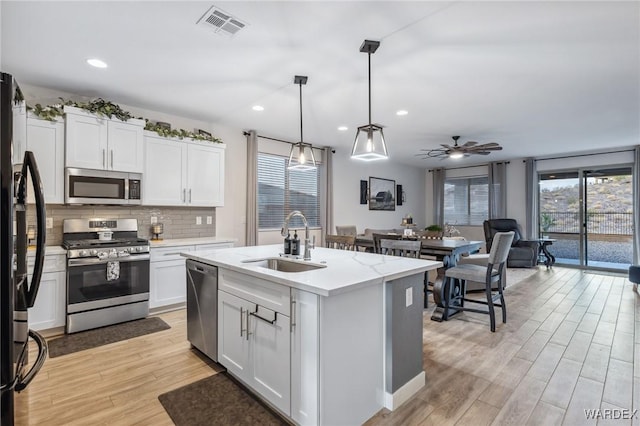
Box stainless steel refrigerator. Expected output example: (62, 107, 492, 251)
(0, 72, 48, 425)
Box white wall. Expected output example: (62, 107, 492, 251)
(19, 83, 247, 246)
(332, 154, 427, 233)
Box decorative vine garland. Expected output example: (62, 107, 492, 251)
(25, 97, 222, 143)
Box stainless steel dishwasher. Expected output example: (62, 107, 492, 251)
(186, 259, 218, 362)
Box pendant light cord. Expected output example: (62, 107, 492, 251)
(368, 52, 372, 126)
(299, 81, 304, 143)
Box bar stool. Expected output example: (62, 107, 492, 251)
(442, 231, 514, 332)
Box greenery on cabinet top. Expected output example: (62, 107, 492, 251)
(25, 98, 222, 143)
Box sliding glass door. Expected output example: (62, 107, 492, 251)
(538, 166, 633, 271)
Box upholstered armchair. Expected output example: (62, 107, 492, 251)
(483, 219, 539, 268)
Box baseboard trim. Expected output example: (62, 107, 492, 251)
(383, 371, 425, 410)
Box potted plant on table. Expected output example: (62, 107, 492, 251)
(424, 224, 443, 239)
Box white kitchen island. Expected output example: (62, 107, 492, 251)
(183, 244, 442, 425)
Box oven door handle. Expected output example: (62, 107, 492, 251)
(68, 254, 150, 266)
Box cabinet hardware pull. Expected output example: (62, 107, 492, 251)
(110, 150, 114, 168)
(246, 308, 252, 340)
(182, 189, 186, 202)
(189, 189, 192, 203)
(240, 307, 244, 337)
(290, 299, 296, 332)
(250, 305, 277, 325)
(102, 149, 106, 168)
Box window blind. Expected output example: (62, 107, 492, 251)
(444, 176, 489, 225)
(258, 153, 320, 230)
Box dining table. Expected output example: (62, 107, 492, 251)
(355, 235, 484, 321)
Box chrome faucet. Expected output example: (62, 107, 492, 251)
(281, 210, 314, 261)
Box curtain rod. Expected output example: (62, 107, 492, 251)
(243, 131, 327, 149)
(522, 148, 634, 163)
(428, 161, 509, 173)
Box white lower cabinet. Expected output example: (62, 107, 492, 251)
(28, 252, 66, 331)
(218, 289, 291, 416)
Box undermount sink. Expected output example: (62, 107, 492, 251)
(243, 257, 326, 273)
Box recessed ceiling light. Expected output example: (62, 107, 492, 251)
(337, 126, 348, 131)
(252, 105, 264, 111)
(396, 110, 408, 116)
(87, 58, 108, 68)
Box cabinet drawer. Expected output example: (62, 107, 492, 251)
(219, 269, 290, 316)
(28, 253, 66, 274)
(151, 245, 195, 262)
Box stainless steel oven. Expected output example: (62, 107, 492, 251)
(62, 218, 150, 333)
(65, 168, 142, 205)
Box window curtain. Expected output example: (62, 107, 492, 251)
(488, 162, 507, 219)
(245, 130, 258, 246)
(525, 158, 538, 239)
(432, 168, 445, 227)
(633, 146, 640, 265)
(319, 147, 334, 247)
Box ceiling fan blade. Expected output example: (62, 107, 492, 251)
(440, 144, 452, 149)
(467, 144, 502, 151)
(461, 141, 478, 148)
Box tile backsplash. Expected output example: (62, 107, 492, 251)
(27, 205, 216, 245)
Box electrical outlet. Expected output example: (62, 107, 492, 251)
(405, 287, 413, 307)
(150, 216, 157, 224)
(46, 218, 53, 229)
(196, 216, 202, 225)
(206, 216, 212, 225)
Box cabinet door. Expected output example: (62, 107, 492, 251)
(149, 258, 188, 308)
(291, 289, 319, 425)
(218, 290, 251, 381)
(186, 144, 225, 206)
(28, 271, 65, 331)
(26, 118, 65, 204)
(65, 113, 108, 169)
(143, 136, 187, 206)
(249, 304, 291, 416)
(107, 120, 144, 172)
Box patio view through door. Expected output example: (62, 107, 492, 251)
(538, 166, 633, 271)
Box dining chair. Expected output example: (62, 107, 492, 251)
(379, 239, 433, 308)
(325, 234, 356, 251)
(372, 233, 402, 254)
(335, 225, 358, 236)
(442, 231, 514, 332)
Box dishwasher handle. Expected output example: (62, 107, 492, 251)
(186, 259, 218, 276)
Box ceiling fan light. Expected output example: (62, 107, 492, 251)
(449, 150, 464, 159)
(351, 124, 388, 161)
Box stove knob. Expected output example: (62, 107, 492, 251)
(97, 252, 108, 260)
(79, 250, 88, 257)
(109, 249, 118, 258)
(90, 249, 98, 256)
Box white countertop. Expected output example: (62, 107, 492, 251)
(150, 237, 236, 248)
(27, 245, 67, 256)
(183, 244, 442, 297)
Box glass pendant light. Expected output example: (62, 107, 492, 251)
(288, 75, 316, 171)
(351, 40, 388, 161)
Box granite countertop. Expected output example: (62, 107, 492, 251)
(149, 237, 236, 248)
(183, 244, 442, 297)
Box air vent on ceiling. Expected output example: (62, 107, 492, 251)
(197, 5, 247, 37)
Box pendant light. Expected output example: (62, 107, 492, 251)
(288, 75, 316, 171)
(351, 39, 388, 161)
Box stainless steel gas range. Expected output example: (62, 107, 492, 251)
(62, 218, 150, 333)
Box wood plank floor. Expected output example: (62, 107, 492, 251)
(15, 267, 638, 425)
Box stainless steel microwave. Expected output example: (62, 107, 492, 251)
(65, 168, 142, 205)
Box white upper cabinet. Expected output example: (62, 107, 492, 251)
(143, 133, 225, 207)
(64, 106, 144, 173)
(25, 116, 65, 204)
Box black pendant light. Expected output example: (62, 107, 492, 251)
(351, 39, 388, 161)
(288, 75, 316, 171)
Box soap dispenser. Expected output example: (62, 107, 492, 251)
(284, 232, 292, 255)
(292, 230, 300, 256)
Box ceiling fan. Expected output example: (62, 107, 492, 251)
(417, 136, 503, 159)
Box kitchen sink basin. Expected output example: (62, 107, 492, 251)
(243, 257, 326, 273)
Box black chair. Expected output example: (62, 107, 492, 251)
(629, 265, 640, 292)
(483, 219, 539, 268)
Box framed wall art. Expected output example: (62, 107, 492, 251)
(368, 177, 395, 211)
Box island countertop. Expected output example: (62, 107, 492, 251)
(183, 244, 442, 297)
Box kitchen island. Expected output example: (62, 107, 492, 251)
(183, 244, 442, 425)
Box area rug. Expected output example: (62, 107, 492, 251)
(47, 317, 170, 358)
(158, 372, 288, 426)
